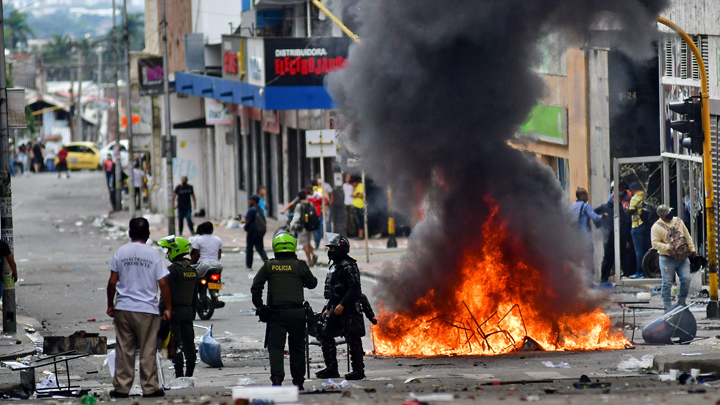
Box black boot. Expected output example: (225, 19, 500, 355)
(174, 366, 184, 379)
(315, 367, 340, 379)
(344, 370, 365, 380)
(185, 365, 194, 377)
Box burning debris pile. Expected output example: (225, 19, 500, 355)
(328, 0, 668, 356)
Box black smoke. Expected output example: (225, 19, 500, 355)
(328, 1, 668, 315)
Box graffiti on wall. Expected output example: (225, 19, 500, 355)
(172, 157, 199, 181)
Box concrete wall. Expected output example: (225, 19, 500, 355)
(191, 0, 242, 44)
(662, 0, 720, 37)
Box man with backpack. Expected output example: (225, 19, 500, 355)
(290, 190, 319, 266)
(651, 204, 695, 311)
(627, 182, 652, 279)
(242, 195, 268, 271)
(569, 187, 605, 282)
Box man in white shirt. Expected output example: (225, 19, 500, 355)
(106, 217, 171, 398)
(132, 163, 145, 210)
(342, 174, 357, 237)
(190, 221, 223, 276)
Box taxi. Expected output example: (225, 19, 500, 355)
(55, 142, 101, 170)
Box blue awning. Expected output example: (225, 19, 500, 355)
(175, 72, 335, 110)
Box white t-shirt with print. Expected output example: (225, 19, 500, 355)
(343, 183, 354, 206)
(110, 242, 169, 314)
(133, 168, 145, 188)
(192, 234, 223, 262)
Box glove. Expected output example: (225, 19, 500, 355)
(257, 305, 271, 323)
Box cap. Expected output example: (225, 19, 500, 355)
(629, 182, 643, 192)
(656, 204, 673, 217)
(249, 194, 260, 202)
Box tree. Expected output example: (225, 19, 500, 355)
(42, 34, 73, 81)
(5, 10, 34, 51)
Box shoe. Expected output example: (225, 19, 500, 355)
(142, 389, 165, 398)
(109, 390, 129, 398)
(344, 370, 365, 380)
(295, 384, 304, 391)
(315, 367, 340, 379)
(628, 273, 644, 279)
(247, 267, 253, 271)
(215, 300, 226, 308)
(312, 255, 318, 266)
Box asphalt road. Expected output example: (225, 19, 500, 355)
(6, 171, 720, 404)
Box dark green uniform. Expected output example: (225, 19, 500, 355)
(251, 252, 317, 386)
(163, 258, 198, 377)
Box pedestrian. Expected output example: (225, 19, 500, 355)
(241, 195, 268, 271)
(132, 163, 145, 210)
(56, 146, 69, 179)
(17, 143, 27, 174)
(627, 182, 651, 278)
(251, 231, 318, 389)
(106, 217, 171, 398)
(308, 185, 329, 249)
(45, 147, 56, 172)
(257, 186, 267, 216)
(342, 174, 357, 237)
(569, 187, 605, 281)
(315, 173, 335, 231)
(0, 239, 18, 301)
(290, 190, 318, 265)
(599, 181, 634, 284)
(32, 140, 44, 173)
(316, 234, 366, 380)
(158, 236, 198, 378)
(190, 222, 224, 275)
(174, 176, 196, 236)
(103, 154, 115, 189)
(651, 205, 695, 310)
(350, 177, 365, 240)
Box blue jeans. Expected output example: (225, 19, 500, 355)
(631, 223, 650, 275)
(177, 206, 194, 235)
(659, 255, 691, 309)
(313, 216, 324, 248)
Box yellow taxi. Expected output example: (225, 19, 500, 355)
(55, 142, 102, 170)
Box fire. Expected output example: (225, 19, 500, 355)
(372, 209, 629, 356)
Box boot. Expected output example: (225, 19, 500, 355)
(174, 366, 184, 379)
(315, 367, 340, 379)
(344, 370, 365, 380)
(185, 365, 194, 377)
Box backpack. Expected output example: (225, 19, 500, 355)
(254, 206, 266, 236)
(301, 201, 320, 231)
(658, 220, 690, 261)
(573, 202, 587, 229)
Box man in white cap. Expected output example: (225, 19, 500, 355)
(651, 204, 696, 310)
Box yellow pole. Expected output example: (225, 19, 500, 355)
(658, 16, 718, 315)
(311, 0, 360, 43)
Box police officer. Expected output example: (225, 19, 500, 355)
(158, 236, 198, 378)
(251, 231, 317, 389)
(316, 234, 366, 380)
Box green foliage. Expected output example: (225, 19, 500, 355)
(5, 10, 34, 51)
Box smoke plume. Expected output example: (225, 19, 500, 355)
(328, 1, 668, 315)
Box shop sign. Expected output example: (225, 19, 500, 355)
(138, 57, 172, 95)
(205, 99, 233, 125)
(221, 35, 246, 81)
(264, 37, 351, 87)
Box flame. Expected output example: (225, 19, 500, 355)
(372, 208, 629, 356)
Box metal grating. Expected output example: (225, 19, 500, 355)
(680, 41, 688, 79)
(691, 35, 709, 80)
(664, 40, 674, 77)
(712, 115, 720, 263)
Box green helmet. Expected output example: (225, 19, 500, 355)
(158, 236, 190, 261)
(272, 231, 297, 254)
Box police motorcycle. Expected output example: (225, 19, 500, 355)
(193, 262, 225, 320)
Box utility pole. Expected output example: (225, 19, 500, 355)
(123, 0, 135, 217)
(112, 0, 123, 212)
(69, 46, 76, 141)
(0, 1, 17, 333)
(161, 0, 176, 234)
(75, 45, 84, 141)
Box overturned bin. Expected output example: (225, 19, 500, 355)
(642, 305, 697, 344)
(43, 331, 107, 355)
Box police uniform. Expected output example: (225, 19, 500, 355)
(251, 252, 317, 387)
(164, 258, 198, 378)
(318, 255, 366, 378)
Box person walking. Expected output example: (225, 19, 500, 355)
(158, 236, 198, 378)
(174, 176, 196, 236)
(628, 182, 651, 278)
(290, 190, 318, 265)
(350, 177, 365, 239)
(651, 205, 695, 311)
(251, 232, 318, 389)
(103, 154, 115, 189)
(132, 163, 146, 210)
(56, 146, 69, 179)
(106, 218, 171, 398)
(242, 195, 268, 271)
(342, 174, 357, 237)
(569, 187, 605, 281)
(32, 140, 44, 173)
(316, 234, 367, 380)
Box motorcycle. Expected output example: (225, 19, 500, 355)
(194, 262, 225, 320)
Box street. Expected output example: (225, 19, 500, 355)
(3, 171, 720, 404)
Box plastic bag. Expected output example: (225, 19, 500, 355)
(104, 349, 116, 377)
(199, 324, 223, 368)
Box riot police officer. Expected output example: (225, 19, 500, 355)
(316, 234, 366, 380)
(251, 231, 317, 389)
(158, 236, 198, 378)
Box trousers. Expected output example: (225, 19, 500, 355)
(113, 310, 160, 395)
(320, 333, 364, 372)
(171, 306, 196, 376)
(266, 308, 306, 386)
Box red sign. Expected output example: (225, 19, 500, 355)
(223, 51, 238, 75)
(274, 56, 346, 77)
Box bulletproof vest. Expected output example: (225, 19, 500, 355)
(168, 260, 197, 307)
(266, 258, 305, 307)
(324, 257, 359, 304)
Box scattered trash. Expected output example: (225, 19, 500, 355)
(3, 361, 30, 370)
(542, 361, 569, 368)
(408, 393, 454, 402)
(76, 265, 82, 268)
(543, 387, 557, 394)
(232, 386, 298, 403)
(617, 354, 654, 371)
(637, 292, 651, 301)
(364, 387, 377, 393)
(679, 373, 697, 385)
(104, 350, 116, 377)
(199, 325, 223, 368)
(99, 325, 111, 331)
(387, 384, 394, 389)
(80, 394, 96, 405)
(168, 377, 195, 389)
(235, 377, 255, 386)
(87, 319, 96, 322)
(321, 379, 349, 390)
(682, 353, 702, 356)
(573, 375, 610, 389)
(36, 373, 58, 389)
(642, 305, 697, 344)
(404, 377, 421, 384)
(522, 395, 540, 402)
(370, 377, 392, 381)
(75, 221, 83, 227)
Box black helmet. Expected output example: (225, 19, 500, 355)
(325, 233, 350, 255)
